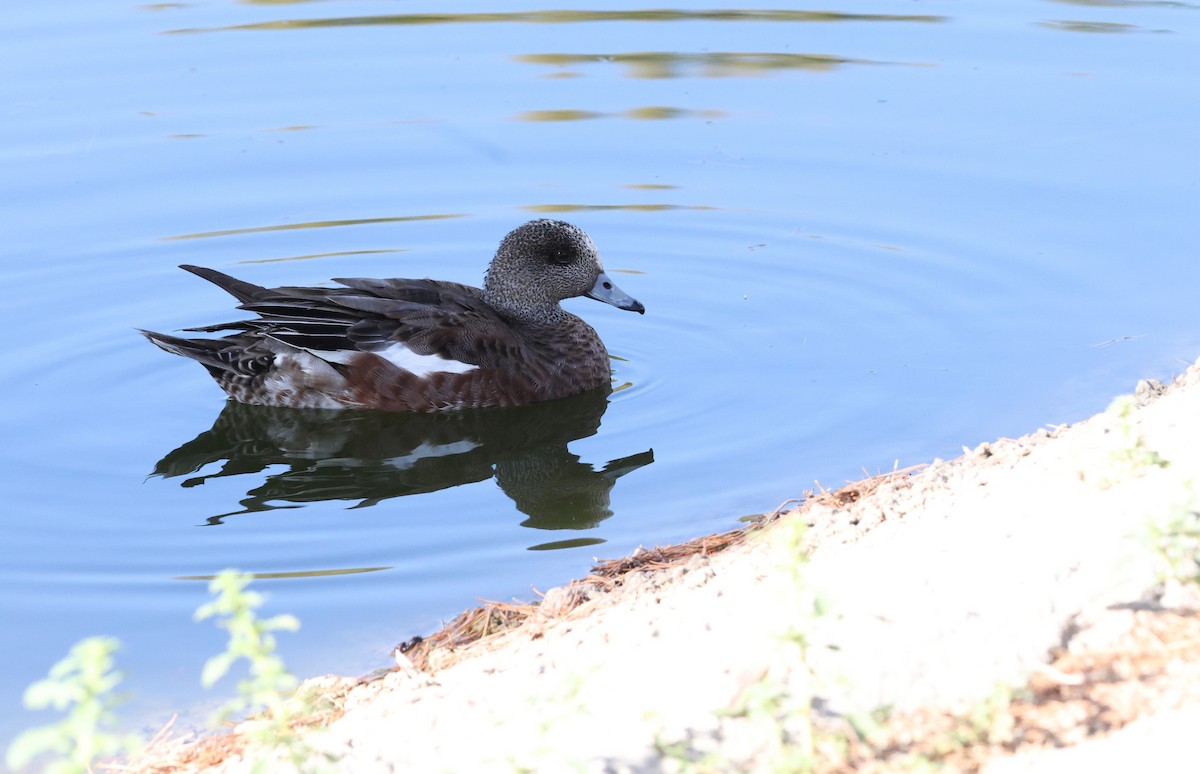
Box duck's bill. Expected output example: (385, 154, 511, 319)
(586, 272, 645, 314)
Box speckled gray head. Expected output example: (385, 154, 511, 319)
(484, 219, 644, 321)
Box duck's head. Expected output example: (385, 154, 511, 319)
(484, 219, 644, 322)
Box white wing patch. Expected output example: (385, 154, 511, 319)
(288, 342, 477, 376)
(374, 342, 478, 375)
(278, 338, 478, 376)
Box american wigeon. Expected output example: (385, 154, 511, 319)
(141, 219, 644, 411)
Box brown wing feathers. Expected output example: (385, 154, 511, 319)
(180, 266, 521, 368)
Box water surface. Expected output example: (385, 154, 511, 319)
(3, 0, 1199, 756)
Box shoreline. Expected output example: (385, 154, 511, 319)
(133, 358, 1200, 772)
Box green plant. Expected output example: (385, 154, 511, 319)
(195, 570, 300, 725)
(746, 512, 828, 771)
(8, 571, 333, 773)
(723, 671, 818, 773)
(652, 733, 726, 774)
(1107, 395, 1169, 475)
(196, 570, 333, 772)
(1146, 482, 1200, 586)
(5, 636, 142, 774)
(507, 667, 595, 773)
(960, 683, 1016, 749)
(657, 515, 829, 773)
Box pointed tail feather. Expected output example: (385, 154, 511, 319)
(139, 329, 237, 373)
(179, 264, 269, 304)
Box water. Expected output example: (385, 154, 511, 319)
(3, 0, 1199, 757)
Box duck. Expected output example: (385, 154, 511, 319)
(140, 219, 644, 411)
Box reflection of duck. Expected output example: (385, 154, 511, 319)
(152, 389, 653, 535)
(498, 447, 653, 532)
(141, 220, 644, 411)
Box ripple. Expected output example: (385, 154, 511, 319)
(165, 9, 948, 35)
(163, 213, 465, 241)
(1039, 19, 1170, 32)
(521, 203, 718, 214)
(514, 107, 727, 122)
(515, 51, 919, 79)
(174, 566, 391, 581)
(1050, 0, 1198, 8)
(237, 248, 410, 265)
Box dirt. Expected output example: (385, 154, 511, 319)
(131, 357, 1200, 773)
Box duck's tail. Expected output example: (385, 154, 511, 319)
(178, 264, 269, 305)
(139, 329, 240, 374)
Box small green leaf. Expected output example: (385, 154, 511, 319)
(194, 600, 217, 621)
(263, 613, 300, 632)
(23, 678, 79, 710)
(200, 652, 237, 688)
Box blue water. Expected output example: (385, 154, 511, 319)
(3, 0, 1199, 759)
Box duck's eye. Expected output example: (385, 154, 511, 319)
(548, 249, 573, 266)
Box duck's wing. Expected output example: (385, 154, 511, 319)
(326, 277, 526, 368)
(171, 266, 526, 373)
(176, 264, 379, 353)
